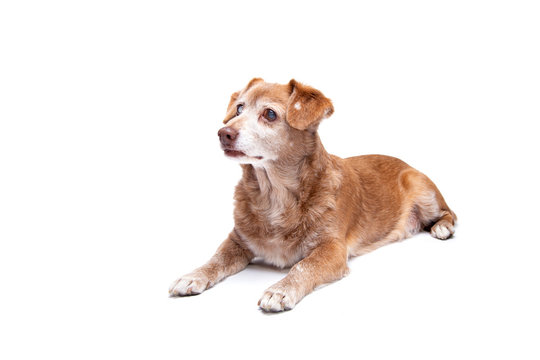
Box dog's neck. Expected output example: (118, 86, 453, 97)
(243, 133, 332, 200)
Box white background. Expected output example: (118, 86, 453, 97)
(1, 1, 539, 359)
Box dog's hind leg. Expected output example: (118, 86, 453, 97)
(400, 169, 457, 240)
(416, 176, 457, 240)
(427, 197, 457, 240)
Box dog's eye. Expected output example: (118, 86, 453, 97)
(236, 104, 244, 116)
(262, 109, 277, 122)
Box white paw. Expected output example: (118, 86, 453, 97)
(169, 273, 211, 296)
(431, 222, 454, 240)
(258, 285, 299, 312)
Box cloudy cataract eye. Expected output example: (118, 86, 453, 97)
(263, 108, 277, 121)
(236, 104, 244, 115)
(267, 109, 276, 120)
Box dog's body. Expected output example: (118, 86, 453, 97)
(169, 78, 456, 312)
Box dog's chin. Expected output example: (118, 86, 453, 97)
(223, 149, 263, 164)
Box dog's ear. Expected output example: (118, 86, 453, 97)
(223, 78, 264, 124)
(286, 79, 334, 131)
(245, 77, 264, 91)
(223, 91, 240, 124)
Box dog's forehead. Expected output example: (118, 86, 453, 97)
(242, 82, 290, 105)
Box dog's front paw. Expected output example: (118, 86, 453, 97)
(169, 272, 211, 297)
(258, 285, 300, 312)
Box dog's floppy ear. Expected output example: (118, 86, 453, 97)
(286, 79, 334, 131)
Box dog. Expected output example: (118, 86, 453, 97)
(169, 78, 457, 312)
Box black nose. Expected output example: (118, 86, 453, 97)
(218, 127, 238, 146)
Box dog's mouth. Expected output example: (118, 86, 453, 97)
(223, 149, 246, 157)
(223, 148, 263, 160)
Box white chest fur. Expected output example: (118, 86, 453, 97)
(245, 235, 304, 268)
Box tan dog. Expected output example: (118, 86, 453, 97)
(169, 78, 457, 312)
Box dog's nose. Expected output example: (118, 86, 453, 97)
(218, 127, 238, 146)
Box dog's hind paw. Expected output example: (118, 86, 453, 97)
(430, 221, 454, 240)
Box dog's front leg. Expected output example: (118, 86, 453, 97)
(258, 240, 349, 312)
(169, 231, 254, 296)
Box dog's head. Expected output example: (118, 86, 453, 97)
(218, 78, 334, 165)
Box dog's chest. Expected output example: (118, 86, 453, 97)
(234, 168, 329, 267)
(235, 201, 317, 268)
(246, 234, 305, 268)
